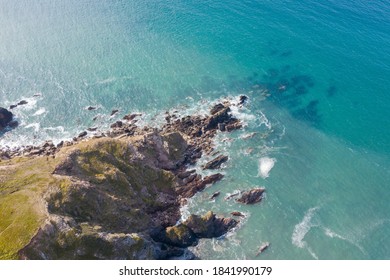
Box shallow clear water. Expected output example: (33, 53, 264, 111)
(1, 0, 389, 259)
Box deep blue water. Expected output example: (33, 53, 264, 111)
(1, 0, 390, 259)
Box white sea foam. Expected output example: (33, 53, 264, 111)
(33, 108, 46, 116)
(258, 157, 276, 178)
(43, 126, 65, 133)
(292, 207, 319, 249)
(25, 123, 40, 132)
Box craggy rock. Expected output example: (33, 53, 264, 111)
(176, 173, 224, 198)
(183, 211, 238, 238)
(152, 224, 197, 248)
(205, 107, 231, 130)
(1, 96, 248, 260)
(0, 107, 14, 131)
(152, 212, 238, 248)
(203, 155, 228, 170)
(236, 188, 266, 204)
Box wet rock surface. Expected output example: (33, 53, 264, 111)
(203, 155, 228, 170)
(236, 188, 266, 204)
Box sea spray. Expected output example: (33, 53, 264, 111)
(258, 157, 276, 178)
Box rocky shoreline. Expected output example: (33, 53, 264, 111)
(0, 95, 266, 260)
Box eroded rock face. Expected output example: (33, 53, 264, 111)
(0, 107, 13, 131)
(4, 97, 247, 260)
(152, 211, 238, 248)
(183, 211, 238, 238)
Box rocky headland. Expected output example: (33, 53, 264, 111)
(0, 96, 265, 260)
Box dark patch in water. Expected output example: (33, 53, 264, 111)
(291, 75, 315, 88)
(294, 85, 308, 95)
(280, 50, 293, 58)
(327, 85, 337, 97)
(293, 100, 321, 126)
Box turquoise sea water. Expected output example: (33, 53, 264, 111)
(1, 0, 390, 259)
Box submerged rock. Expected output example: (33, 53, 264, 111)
(255, 242, 270, 257)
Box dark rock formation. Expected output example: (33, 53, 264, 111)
(152, 224, 197, 248)
(231, 211, 245, 217)
(236, 188, 266, 204)
(176, 173, 224, 198)
(152, 212, 237, 248)
(110, 109, 119, 116)
(17, 100, 28, 106)
(238, 95, 248, 105)
(0, 107, 14, 131)
(123, 113, 142, 121)
(78, 131, 87, 138)
(203, 155, 228, 170)
(183, 211, 238, 238)
(210, 191, 220, 200)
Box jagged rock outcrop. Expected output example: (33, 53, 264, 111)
(0, 97, 246, 260)
(183, 211, 238, 238)
(203, 155, 228, 170)
(236, 188, 266, 204)
(151, 211, 237, 248)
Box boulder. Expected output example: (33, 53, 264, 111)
(236, 188, 265, 204)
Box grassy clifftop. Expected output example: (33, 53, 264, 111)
(0, 131, 186, 259)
